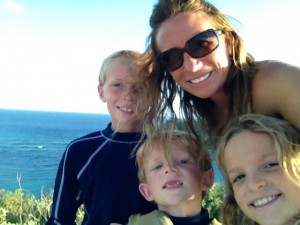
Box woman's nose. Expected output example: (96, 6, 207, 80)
(182, 52, 203, 72)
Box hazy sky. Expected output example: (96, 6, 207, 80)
(1, 0, 299, 114)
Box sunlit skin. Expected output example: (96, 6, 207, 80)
(156, 11, 232, 110)
(97, 57, 145, 132)
(224, 131, 300, 225)
(155, 12, 300, 130)
(139, 144, 213, 217)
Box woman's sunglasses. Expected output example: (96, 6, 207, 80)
(157, 29, 224, 72)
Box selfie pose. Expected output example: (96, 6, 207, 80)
(141, 0, 300, 144)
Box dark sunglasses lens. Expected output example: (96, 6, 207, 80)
(159, 49, 183, 72)
(187, 30, 219, 58)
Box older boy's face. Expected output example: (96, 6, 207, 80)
(97, 57, 147, 132)
(139, 144, 212, 215)
(224, 131, 300, 225)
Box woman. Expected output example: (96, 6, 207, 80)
(142, 0, 300, 144)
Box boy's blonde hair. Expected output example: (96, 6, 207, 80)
(137, 130, 212, 183)
(217, 114, 300, 225)
(98, 50, 144, 86)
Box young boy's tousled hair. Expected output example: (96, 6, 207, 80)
(137, 130, 212, 184)
(216, 114, 300, 225)
(98, 50, 144, 86)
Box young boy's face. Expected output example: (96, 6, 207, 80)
(139, 143, 213, 216)
(97, 57, 146, 132)
(223, 131, 300, 225)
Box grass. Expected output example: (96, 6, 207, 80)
(0, 176, 224, 224)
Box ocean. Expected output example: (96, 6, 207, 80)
(0, 109, 111, 197)
(0, 109, 222, 198)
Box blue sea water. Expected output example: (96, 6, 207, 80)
(0, 109, 111, 197)
(0, 109, 223, 198)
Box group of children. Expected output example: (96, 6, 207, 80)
(46, 48, 300, 225)
(43, 0, 300, 221)
(44, 0, 300, 222)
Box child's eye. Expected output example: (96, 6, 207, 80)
(113, 83, 122, 87)
(133, 86, 143, 94)
(264, 162, 280, 169)
(152, 164, 163, 171)
(232, 174, 245, 184)
(178, 159, 188, 164)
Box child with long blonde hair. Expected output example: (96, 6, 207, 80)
(217, 114, 300, 225)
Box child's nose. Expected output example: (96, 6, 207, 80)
(164, 165, 177, 174)
(122, 88, 135, 101)
(247, 174, 267, 191)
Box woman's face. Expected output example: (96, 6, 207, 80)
(156, 11, 232, 102)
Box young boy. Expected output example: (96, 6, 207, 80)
(217, 114, 300, 225)
(113, 130, 221, 225)
(46, 50, 156, 225)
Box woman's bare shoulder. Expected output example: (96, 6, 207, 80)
(252, 60, 300, 128)
(254, 60, 300, 94)
(255, 60, 300, 77)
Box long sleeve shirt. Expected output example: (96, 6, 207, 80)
(46, 123, 156, 225)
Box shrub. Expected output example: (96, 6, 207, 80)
(203, 182, 225, 221)
(0, 182, 224, 224)
(0, 175, 84, 225)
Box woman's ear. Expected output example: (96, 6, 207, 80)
(97, 85, 106, 102)
(201, 168, 214, 190)
(225, 32, 233, 56)
(139, 183, 154, 202)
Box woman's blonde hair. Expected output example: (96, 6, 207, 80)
(217, 114, 300, 225)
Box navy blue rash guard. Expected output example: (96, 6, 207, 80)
(169, 208, 212, 225)
(46, 123, 156, 225)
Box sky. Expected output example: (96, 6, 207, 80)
(1, 0, 299, 114)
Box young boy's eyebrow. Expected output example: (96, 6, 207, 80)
(226, 166, 242, 175)
(148, 157, 164, 164)
(259, 152, 276, 159)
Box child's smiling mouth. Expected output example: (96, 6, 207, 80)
(251, 193, 281, 207)
(163, 180, 183, 189)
